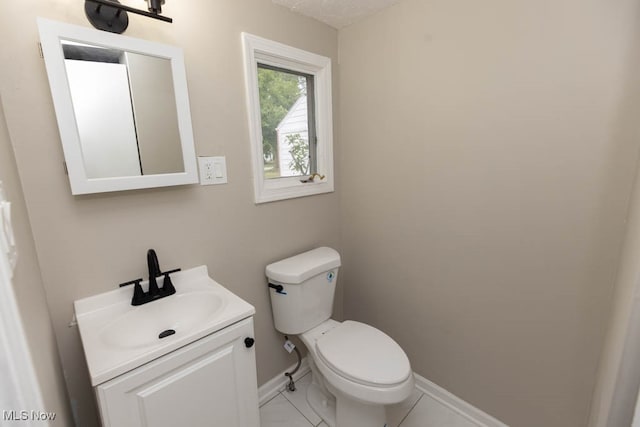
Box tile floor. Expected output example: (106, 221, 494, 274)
(259, 372, 482, 427)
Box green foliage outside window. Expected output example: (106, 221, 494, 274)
(286, 133, 310, 175)
(257, 67, 302, 169)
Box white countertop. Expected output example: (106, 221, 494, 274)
(74, 265, 255, 386)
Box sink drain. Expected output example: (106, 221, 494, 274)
(158, 329, 176, 339)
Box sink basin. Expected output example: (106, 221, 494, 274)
(100, 291, 226, 350)
(74, 265, 255, 386)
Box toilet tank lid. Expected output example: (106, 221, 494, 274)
(266, 247, 341, 284)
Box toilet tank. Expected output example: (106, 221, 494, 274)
(266, 247, 341, 335)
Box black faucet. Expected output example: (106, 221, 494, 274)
(147, 249, 161, 297)
(120, 249, 179, 306)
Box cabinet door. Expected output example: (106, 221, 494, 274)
(96, 318, 259, 427)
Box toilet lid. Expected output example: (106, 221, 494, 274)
(315, 321, 411, 387)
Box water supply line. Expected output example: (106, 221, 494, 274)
(284, 335, 302, 392)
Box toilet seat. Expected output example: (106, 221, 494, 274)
(315, 321, 411, 388)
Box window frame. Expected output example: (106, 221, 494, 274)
(241, 33, 334, 204)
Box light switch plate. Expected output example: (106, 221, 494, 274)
(198, 156, 227, 185)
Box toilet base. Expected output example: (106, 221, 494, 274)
(306, 357, 336, 426)
(306, 358, 389, 427)
(328, 382, 388, 427)
(307, 382, 336, 427)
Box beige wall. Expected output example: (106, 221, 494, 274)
(0, 99, 72, 424)
(0, 1, 339, 426)
(338, 0, 640, 426)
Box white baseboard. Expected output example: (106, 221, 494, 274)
(258, 357, 310, 406)
(259, 358, 508, 426)
(258, 357, 509, 427)
(413, 372, 509, 427)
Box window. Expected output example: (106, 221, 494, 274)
(242, 33, 334, 203)
(258, 65, 315, 180)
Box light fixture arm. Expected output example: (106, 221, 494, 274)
(84, 0, 172, 34)
(87, 0, 172, 22)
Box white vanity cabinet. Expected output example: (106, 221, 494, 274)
(95, 317, 259, 427)
(74, 266, 260, 427)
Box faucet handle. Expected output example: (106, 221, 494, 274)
(119, 278, 143, 288)
(162, 272, 176, 296)
(131, 282, 147, 306)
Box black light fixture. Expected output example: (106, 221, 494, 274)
(85, 0, 172, 34)
(145, 0, 164, 14)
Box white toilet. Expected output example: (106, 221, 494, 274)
(266, 247, 414, 427)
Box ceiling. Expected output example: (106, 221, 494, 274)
(272, 0, 403, 29)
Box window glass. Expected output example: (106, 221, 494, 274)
(258, 65, 315, 179)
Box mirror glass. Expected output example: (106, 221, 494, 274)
(38, 18, 198, 195)
(62, 41, 184, 179)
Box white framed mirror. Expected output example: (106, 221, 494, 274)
(37, 18, 198, 195)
